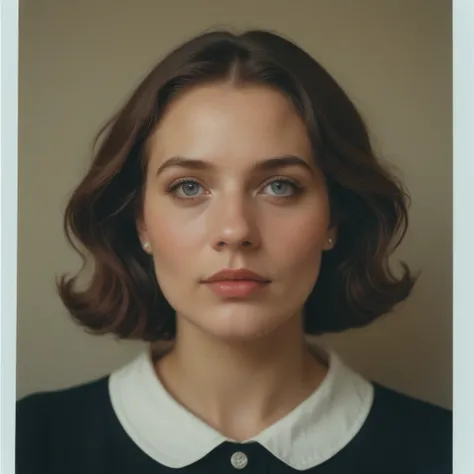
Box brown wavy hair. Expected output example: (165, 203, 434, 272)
(57, 29, 416, 341)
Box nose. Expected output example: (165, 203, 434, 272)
(210, 194, 261, 252)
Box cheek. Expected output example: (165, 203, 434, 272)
(143, 204, 207, 265)
(266, 211, 329, 269)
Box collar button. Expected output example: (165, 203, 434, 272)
(230, 451, 248, 469)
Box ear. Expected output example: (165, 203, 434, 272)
(323, 226, 337, 251)
(136, 218, 151, 253)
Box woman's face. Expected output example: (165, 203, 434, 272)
(139, 83, 335, 342)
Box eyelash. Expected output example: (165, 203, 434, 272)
(166, 177, 304, 200)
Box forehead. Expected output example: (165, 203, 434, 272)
(148, 83, 313, 166)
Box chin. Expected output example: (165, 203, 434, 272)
(209, 327, 274, 344)
(196, 306, 289, 343)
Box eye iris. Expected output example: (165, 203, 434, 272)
(182, 182, 200, 196)
(271, 181, 291, 195)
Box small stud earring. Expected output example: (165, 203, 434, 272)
(143, 242, 151, 253)
(328, 237, 334, 247)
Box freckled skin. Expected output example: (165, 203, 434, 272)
(138, 83, 335, 342)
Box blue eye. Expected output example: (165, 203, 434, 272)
(167, 177, 302, 200)
(169, 180, 203, 198)
(180, 181, 201, 196)
(263, 179, 300, 196)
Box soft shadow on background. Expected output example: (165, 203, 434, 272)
(17, 0, 452, 407)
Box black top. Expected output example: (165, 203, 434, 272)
(16, 376, 452, 474)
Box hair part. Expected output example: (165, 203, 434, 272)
(57, 29, 416, 341)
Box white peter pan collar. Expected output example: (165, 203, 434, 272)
(109, 345, 374, 471)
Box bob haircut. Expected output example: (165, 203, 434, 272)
(57, 29, 416, 341)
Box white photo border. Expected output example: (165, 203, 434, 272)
(0, 0, 19, 473)
(0, 1, 468, 473)
(453, 1, 474, 473)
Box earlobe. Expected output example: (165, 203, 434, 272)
(324, 228, 337, 251)
(138, 231, 152, 254)
(323, 237, 334, 251)
(136, 218, 147, 244)
(139, 230, 152, 254)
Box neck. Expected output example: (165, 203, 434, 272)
(154, 313, 328, 441)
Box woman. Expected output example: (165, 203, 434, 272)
(16, 29, 452, 473)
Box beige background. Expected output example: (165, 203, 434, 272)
(17, 0, 452, 408)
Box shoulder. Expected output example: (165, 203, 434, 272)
(16, 376, 111, 473)
(359, 382, 452, 472)
(17, 375, 110, 424)
(371, 382, 452, 431)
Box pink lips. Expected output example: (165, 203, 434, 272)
(202, 268, 270, 298)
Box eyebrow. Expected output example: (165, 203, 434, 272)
(155, 155, 314, 176)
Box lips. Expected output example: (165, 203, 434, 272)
(201, 268, 271, 298)
(202, 268, 270, 283)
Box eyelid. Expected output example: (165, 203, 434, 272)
(261, 175, 300, 187)
(166, 177, 205, 191)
